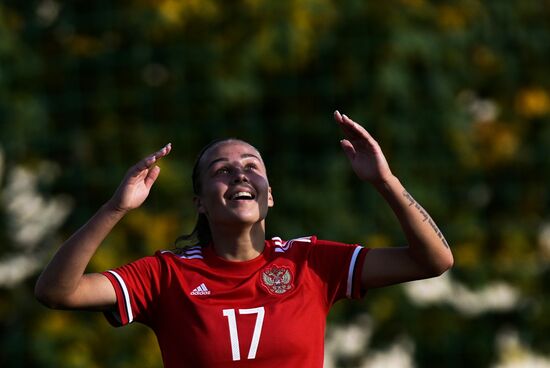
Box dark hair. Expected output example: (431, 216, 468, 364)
(174, 138, 247, 248)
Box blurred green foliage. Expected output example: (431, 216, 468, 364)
(1, 0, 549, 367)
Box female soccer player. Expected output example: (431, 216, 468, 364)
(35, 112, 453, 367)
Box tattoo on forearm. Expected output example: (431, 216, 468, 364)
(403, 190, 450, 248)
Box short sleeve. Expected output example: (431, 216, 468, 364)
(307, 237, 369, 306)
(102, 254, 163, 327)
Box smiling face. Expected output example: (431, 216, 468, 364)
(193, 140, 274, 229)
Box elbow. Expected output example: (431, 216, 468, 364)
(34, 282, 55, 309)
(445, 252, 454, 271)
(35, 291, 53, 309)
(431, 252, 454, 277)
(410, 243, 454, 278)
(415, 250, 454, 279)
(34, 280, 66, 310)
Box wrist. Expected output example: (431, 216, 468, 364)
(372, 174, 401, 193)
(102, 199, 130, 217)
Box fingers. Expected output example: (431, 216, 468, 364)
(144, 165, 161, 189)
(138, 143, 172, 168)
(155, 142, 172, 160)
(146, 143, 172, 166)
(128, 143, 172, 178)
(335, 110, 363, 138)
(334, 110, 344, 123)
(339, 139, 356, 161)
(334, 110, 378, 148)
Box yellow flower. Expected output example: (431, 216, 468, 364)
(437, 5, 466, 30)
(157, 0, 219, 25)
(515, 88, 550, 118)
(473, 120, 521, 167)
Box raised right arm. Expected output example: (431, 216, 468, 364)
(34, 143, 171, 310)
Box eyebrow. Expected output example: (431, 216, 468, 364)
(206, 153, 262, 169)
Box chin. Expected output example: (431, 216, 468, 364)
(235, 214, 265, 225)
(214, 211, 262, 226)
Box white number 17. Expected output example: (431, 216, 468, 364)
(222, 306, 265, 361)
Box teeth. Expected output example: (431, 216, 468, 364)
(231, 192, 253, 200)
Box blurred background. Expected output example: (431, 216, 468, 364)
(1, 0, 549, 367)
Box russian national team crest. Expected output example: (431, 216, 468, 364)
(261, 265, 293, 295)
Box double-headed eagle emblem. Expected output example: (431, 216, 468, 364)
(261, 265, 293, 294)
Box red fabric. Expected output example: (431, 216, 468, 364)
(102, 236, 368, 368)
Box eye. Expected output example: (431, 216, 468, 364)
(215, 167, 230, 175)
(245, 163, 258, 171)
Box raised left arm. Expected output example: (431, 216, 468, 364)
(334, 111, 453, 289)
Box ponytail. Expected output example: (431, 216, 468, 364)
(174, 213, 211, 248)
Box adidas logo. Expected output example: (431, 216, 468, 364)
(190, 283, 211, 296)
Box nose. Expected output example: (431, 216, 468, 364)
(232, 169, 249, 183)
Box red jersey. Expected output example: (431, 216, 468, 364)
(102, 236, 368, 368)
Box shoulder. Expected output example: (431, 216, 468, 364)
(155, 245, 205, 260)
(270, 236, 360, 251)
(270, 235, 318, 253)
(124, 246, 206, 273)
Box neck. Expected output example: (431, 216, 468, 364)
(209, 222, 266, 261)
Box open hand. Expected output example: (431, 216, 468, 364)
(108, 143, 172, 212)
(334, 111, 393, 184)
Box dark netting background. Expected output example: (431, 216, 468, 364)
(1, 1, 549, 367)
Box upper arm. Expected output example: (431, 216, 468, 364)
(361, 247, 445, 289)
(76, 273, 117, 310)
(49, 273, 117, 311)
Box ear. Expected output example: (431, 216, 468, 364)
(267, 187, 274, 208)
(193, 196, 207, 214)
